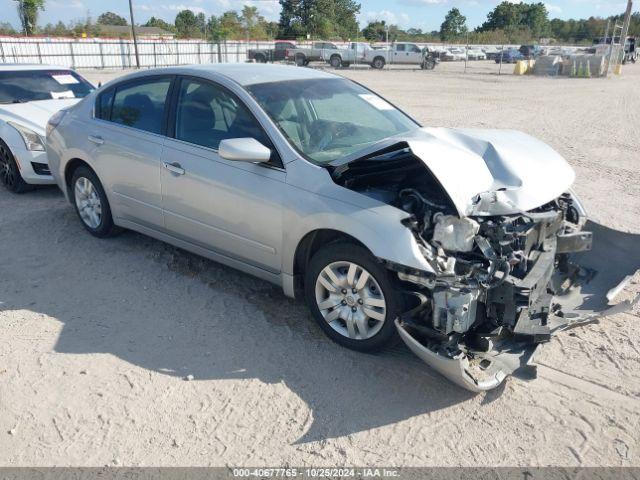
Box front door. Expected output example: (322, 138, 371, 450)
(160, 76, 285, 273)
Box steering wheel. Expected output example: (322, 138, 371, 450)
(308, 120, 356, 151)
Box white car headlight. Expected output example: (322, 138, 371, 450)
(8, 122, 46, 152)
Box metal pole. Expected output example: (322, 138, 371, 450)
(128, 0, 141, 68)
(619, 0, 634, 67)
(499, 43, 504, 75)
(603, 20, 611, 77)
(464, 32, 469, 74)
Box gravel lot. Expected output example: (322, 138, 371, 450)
(1, 61, 639, 467)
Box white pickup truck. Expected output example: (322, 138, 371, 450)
(286, 42, 340, 66)
(365, 42, 432, 69)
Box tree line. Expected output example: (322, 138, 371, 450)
(5, 0, 640, 45)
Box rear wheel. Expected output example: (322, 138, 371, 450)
(0, 139, 32, 193)
(71, 166, 118, 238)
(255, 54, 267, 63)
(305, 243, 403, 352)
(372, 57, 385, 69)
(295, 54, 306, 67)
(329, 55, 342, 69)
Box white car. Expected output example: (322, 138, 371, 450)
(466, 48, 487, 60)
(442, 48, 466, 61)
(0, 64, 94, 193)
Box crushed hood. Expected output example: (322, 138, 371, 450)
(408, 127, 576, 217)
(0, 98, 79, 135)
(333, 127, 576, 217)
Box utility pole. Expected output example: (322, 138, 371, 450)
(128, 0, 141, 68)
(620, 0, 634, 61)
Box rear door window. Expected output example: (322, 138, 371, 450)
(110, 78, 172, 134)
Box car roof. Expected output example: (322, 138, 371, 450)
(0, 63, 72, 71)
(116, 63, 339, 87)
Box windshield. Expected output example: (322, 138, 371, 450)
(0, 70, 94, 104)
(247, 78, 419, 164)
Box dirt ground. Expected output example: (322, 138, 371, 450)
(1, 61, 639, 467)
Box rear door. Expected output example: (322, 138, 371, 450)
(160, 76, 286, 272)
(90, 75, 174, 229)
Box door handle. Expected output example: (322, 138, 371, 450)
(163, 162, 185, 175)
(88, 135, 104, 145)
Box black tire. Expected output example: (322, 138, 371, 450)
(295, 54, 306, 67)
(70, 165, 119, 238)
(329, 55, 342, 69)
(372, 57, 385, 69)
(422, 59, 436, 70)
(304, 243, 404, 353)
(255, 54, 267, 64)
(0, 139, 33, 193)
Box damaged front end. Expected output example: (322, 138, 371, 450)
(330, 140, 638, 392)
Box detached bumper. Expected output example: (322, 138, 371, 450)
(396, 319, 539, 392)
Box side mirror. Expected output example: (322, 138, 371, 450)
(218, 138, 271, 164)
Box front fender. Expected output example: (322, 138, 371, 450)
(282, 194, 435, 277)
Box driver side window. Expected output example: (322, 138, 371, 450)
(173, 77, 281, 167)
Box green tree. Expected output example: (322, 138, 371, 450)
(0, 22, 17, 34)
(174, 9, 199, 38)
(440, 8, 467, 41)
(144, 16, 175, 32)
(278, 0, 360, 40)
(14, 0, 45, 35)
(97, 11, 128, 26)
(362, 20, 400, 42)
(241, 5, 267, 39)
(478, 2, 549, 39)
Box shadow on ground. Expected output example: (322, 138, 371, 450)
(1, 188, 476, 444)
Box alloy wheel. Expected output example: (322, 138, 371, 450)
(314, 261, 387, 340)
(0, 145, 17, 189)
(74, 176, 102, 229)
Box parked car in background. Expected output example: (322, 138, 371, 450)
(441, 47, 466, 61)
(0, 64, 94, 193)
(519, 45, 543, 59)
(483, 46, 502, 60)
(496, 49, 525, 64)
(47, 63, 596, 392)
(466, 48, 487, 60)
(286, 42, 339, 66)
(325, 42, 371, 68)
(248, 41, 296, 63)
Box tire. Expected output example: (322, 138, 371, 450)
(423, 59, 436, 70)
(295, 54, 306, 67)
(255, 54, 267, 64)
(70, 165, 118, 238)
(0, 139, 33, 193)
(304, 243, 404, 352)
(329, 55, 342, 69)
(372, 57, 385, 69)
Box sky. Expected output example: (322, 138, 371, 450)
(0, 0, 635, 34)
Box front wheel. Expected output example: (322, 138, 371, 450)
(422, 59, 436, 70)
(0, 140, 33, 193)
(305, 243, 403, 352)
(71, 166, 119, 238)
(295, 54, 306, 67)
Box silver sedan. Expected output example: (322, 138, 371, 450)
(46, 64, 598, 391)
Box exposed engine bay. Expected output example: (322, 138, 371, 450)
(330, 143, 637, 391)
